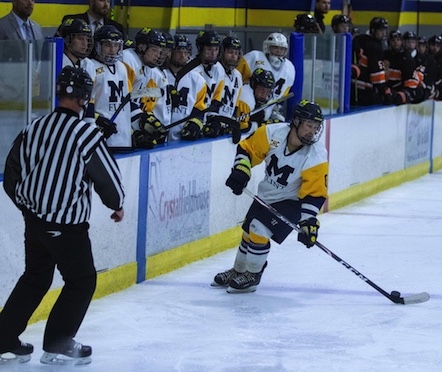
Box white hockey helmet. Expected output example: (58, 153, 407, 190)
(262, 32, 288, 70)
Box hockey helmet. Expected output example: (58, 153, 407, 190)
(135, 28, 166, 49)
(331, 14, 350, 29)
(369, 17, 388, 34)
(162, 31, 174, 49)
(417, 36, 427, 45)
(291, 100, 324, 145)
(94, 25, 123, 64)
(173, 34, 192, 53)
(428, 35, 442, 45)
(250, 68, 275, 89)
(220, 36, 242, 71)
(56, 66, 93, 102)
(403, 31, 417, 40)
(263, 32, 288, 70)
(294, 13, 320, 33)
(196, 30, 221, 53)
(59, 18, 93, 58)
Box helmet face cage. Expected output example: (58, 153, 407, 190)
(291, 100, 324, 145)
(56, 66, 93, 102)
(263, 32, 288, 69)
(220, 36, 242, 70)
(94, 25, 123, 64)
(294, 14, 319, 33)
(60, 18, 93, 58)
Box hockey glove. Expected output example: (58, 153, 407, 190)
(132, 130, 156, 149)
(249, 110, 265, 124)
(203, 115, 223, 138)
(225, 160, 251, 195)
(95, 115, 117, 139)
(297, 218, 320, 248)
(181, 117, 203, 140)
(139, 112, 168, 144)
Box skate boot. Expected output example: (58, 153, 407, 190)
(211, 268, 241, 287)
(227, 261, 268, 293)
(0, 341, 33, 364)
(40, 340, 92, 365)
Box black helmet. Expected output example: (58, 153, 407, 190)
(250, 68, 275, 89)
(417, 36, 427, 45)
(291, 100, 324, 145)
(135, 28, 166, 48)
(331, 14, 350, 29)
(94, 25, 123, 64)
(173, 34, 192, 53)
(59, 18, 93, 58)
(195, 30, 221, 53)
(221, 36, 241, 51)
(388, 30, 402, 40)
(403, 31, 417, 40)
(162, 31, 174, 49)
(294, 13, 319, 33)
(56, 66, 93, 102)
(370, 17, 388, 32)
(220, 36, 242, 71)
(428, 35, 442, 45)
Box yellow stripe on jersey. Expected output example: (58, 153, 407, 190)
(236, 57, 252, 82)
(239, 125, 270, 166)
(195, 84, 207, 112)
(299, 162, 328, 200)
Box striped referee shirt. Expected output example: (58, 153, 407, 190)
(3, 107, 124, 225)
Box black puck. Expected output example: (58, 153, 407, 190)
(391, 291, 401, 297)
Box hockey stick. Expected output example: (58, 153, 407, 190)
(164, 105, 219, 130)
(110, 87, 162, 122)
(243, 188, 430, 305)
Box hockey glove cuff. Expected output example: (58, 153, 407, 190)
(297, 217, 320, 248)
(225, 160, 251, 195)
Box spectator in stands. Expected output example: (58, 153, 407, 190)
(331, 14, 351, 34)
(294, 13, 321, 34)
(59, 0, 125, 38)
(314, 0, 330, 33)
(383, 30, 422, 105)
(351, 17, 393, 106)
(0, 0, 44, 41)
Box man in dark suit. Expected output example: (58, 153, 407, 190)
(59, 0, 125, 39)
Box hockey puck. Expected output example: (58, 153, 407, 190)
(391, 291, 401, 298)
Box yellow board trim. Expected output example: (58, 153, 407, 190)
(145, 226, 242, 279)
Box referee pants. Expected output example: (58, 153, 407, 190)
(0, 211, 97, 351)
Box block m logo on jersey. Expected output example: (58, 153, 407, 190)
(108, 80, 125, 110)
(266, 154, 294, 186)
(273, 78, 286, 97)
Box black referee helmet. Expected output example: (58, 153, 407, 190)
(56, 66, 94, 102)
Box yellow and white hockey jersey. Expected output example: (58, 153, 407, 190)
(91, 59, 139, 148)
(164, 68, 207, 141)
(238, 123, 328, 218)
(194, 61, 225, 107)
(236, 50, 296, 100)
(219, 68, 243, 118)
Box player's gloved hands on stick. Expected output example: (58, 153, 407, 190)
(297, 217, 320, 248)
(95, 115, 117, 139)
(181, 118, 203, 140)
(139, 112, 168, 144)
(225, 162, 251, 195)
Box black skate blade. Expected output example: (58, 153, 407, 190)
(40, 352, 92, 366)
(226, 285, 258, 293)
(0, 352, 31, 364)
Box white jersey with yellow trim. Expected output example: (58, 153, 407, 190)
(91, 59, 136, 148)
(164, 68, 207, 141)
(194, 61, 225, 107)
(239, 123, 328, 205)
(62, 54, 96, 82)
(236, 50, 296, 100)
(219, 68, 243, 118)
(236, 84, 273, 133)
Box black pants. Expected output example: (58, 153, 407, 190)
(0, 211, 96, 352)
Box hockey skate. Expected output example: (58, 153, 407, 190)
(227, 261, 268, 293)
(0, 341, 33, 364)
(211, 268, 241, 287)
(40, 340, 92, 365)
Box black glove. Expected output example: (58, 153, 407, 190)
(249, 110, 265, 124)
(139, 112, 168, 144)
(225, 163, 251, 195)
(95, 115, 117, 139)
(297, 218, 320, 248)
(203, 115, 222, 138)
(181, 118, 203, 140)
(132, 130, 156, 149)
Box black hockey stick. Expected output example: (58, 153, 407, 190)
(243, 188, 430, 305)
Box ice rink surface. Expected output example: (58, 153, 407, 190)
(6, 172, 442, 372)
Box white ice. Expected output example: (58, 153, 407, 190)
(6, 172, 442, 372)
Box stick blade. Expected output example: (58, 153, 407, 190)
(402, 292, 430, 305)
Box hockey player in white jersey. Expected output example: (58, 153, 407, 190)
(163, 34, 207, 141)
(90, 25, 146, 150)
(236, 68, 275, 133)
(59, 18, 96, 81)
(236, 32, 295, 119)
(179, 29, 225, 140)
(122, 28, 169, 146)
(212, 100, 328, 293)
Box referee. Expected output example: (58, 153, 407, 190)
(0, 66, 125, 365)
